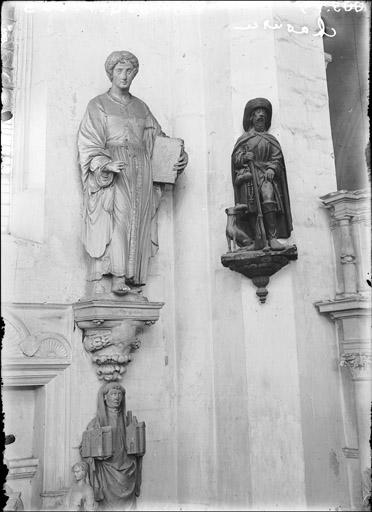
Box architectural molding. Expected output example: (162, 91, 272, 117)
(2, 310, 72, 386)
(320, 189, 371, 221)
(40, 489, 68, 511)
(342, 447, 359, 459)
(2, 358, 71, 387)
(314, 296, 370, 319)
(6, 457, 39, 480)
(318, 189, 370, 297)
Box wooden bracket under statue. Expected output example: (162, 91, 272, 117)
(73, 297, 163, 381)
(221, 245, 298, 303)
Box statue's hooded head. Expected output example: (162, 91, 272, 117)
(105, 51, 139, 82)
(243, 98, 272, 132)
(96, 382, 126, 426)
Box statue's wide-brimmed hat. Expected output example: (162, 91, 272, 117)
(243, 97, 272, 131)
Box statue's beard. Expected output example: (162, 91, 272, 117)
(253, 119, 266, 132)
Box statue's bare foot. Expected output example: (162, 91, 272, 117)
(112, 277, 131, 295)
(269, 238, 286, 251)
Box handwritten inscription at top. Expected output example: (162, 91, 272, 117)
(231, 1, 366, 38)
(233, 16, 336, 37)
(232, 17, 336, 37)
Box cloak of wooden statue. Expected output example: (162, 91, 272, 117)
(230, 97, 293, 251)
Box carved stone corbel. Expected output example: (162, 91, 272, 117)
(221, 245, 298, 303)
(73, 297, 163, 381)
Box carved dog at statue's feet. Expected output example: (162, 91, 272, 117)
(225, 205, 254, 252)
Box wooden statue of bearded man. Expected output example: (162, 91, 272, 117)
(231, 97, 293, 251)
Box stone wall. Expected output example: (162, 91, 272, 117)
(2, 2, 357, 510)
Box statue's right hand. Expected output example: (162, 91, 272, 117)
(242, 152, 254, 163)
(103, 161, 126, 175)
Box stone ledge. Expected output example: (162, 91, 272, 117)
(6, 457, 39, 480)
(314, 295, 371, 317)
(73, 297, 164, 329)
(73, 297, 164, 381)
(221, 245, 298, 303)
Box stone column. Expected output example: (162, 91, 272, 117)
(340, 353, 371, 510)
(315, 189, 371, 510)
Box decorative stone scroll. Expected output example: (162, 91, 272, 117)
(73, 297, 163, 381)
(340, 352, 372, 381)
(221, 98, 297, 302)
(2, 311, 72, 386)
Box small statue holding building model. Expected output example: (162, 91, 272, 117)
(80, 382, 145, 511)
(229, 98, 293, 251)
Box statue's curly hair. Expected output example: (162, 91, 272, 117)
(105, 51, 139, 81)
(72, 461, 89, 474)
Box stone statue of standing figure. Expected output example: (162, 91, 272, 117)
(64, 462, 96, 511)
(78, 51, 188, 296)
(230, 97, 293, 251)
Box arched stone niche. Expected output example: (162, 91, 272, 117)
(2, 305, 72, 511)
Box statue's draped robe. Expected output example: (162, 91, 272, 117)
(83, 409, 138, 511)
(231, 129, 293, 238)
(78, 92, 163, 285)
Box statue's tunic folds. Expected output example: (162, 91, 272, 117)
(78, 92, 163, 285)
(83, 410, 138, 511)
(231, 129, 293, 238)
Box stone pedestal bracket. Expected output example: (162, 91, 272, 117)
(73, 297, 163, 381)
(221, 245, 298, 303)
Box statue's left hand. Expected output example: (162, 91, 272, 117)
(264, 169, 275, 181)
(173, 149, 188, 176)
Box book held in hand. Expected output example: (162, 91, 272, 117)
(152, 136, 184, 184)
